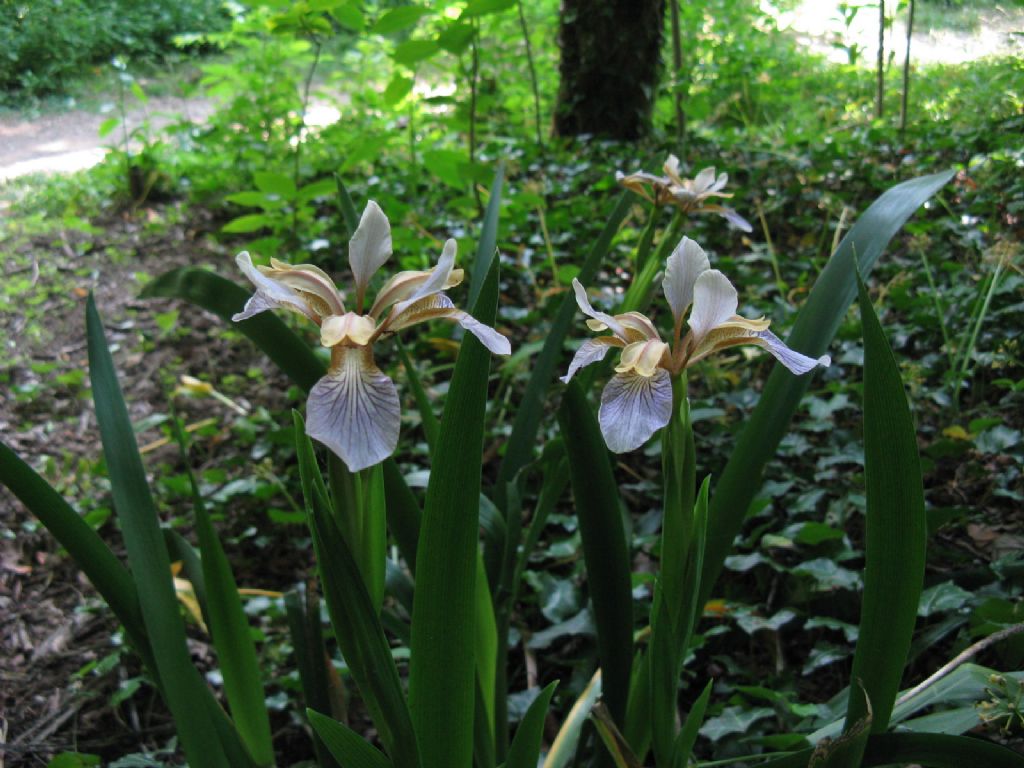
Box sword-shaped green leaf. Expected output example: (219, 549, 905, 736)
(558, 380, 634, 728)
(170, 417, 274, 766)
(294, 413, 420, 767)
(86, 296, 229, 768)
(700, 170, 953, 606)
(845, 274, 927, 732)
(408, 260, 501, 768)
(308, 708, 393, 768)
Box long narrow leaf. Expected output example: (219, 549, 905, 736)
(294, 413, 421, 767)
(467, 164, 505, 309)
(408, 261, 501, 768)
(558, 381, 634, 727)
(308, 709, 393, 768)
(700, 170, 953, 605)
(845, 275, 927, 731)
(505, 681, 558, 768)
(172, 417, 274, 766)
(86, 296, 228, 768)
(672, 678, 713, 767)
(285, 588, 342, 768)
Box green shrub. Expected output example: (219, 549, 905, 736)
(0, 0, 228, 102)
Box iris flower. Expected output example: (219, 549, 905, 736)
(561, 237, 830, 453)
(233, 201, 511, 472)
(616, 155, 752, 232)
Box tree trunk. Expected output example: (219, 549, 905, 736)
(553, 0, 666, 140)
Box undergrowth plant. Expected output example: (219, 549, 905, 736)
(4, 157, 1023, 768)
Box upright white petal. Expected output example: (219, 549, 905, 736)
(390, 239, 458, 318)
(349, 201, 393, 298)
(232, 251, 318, 322)
(598, 368, 673, 453)
(688, 269, 738, 341)
(754, 330, 831, 375)
(306, 347, 401, 472)
(560, 337, 620, 383)
(571, 279, 627, 340)
(663, 237, 710, 326)
(691, 167, 718, 194)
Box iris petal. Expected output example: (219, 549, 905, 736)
(306, 347, 401, 472)
(386, 294, 511, 355)
(689, 269, 739, 340)
(571, 279, 627, 340)
(753, 329, 831, 375)
(389, 239, 458, 319)
(663, 237, 710, 326)
(560, 337, 621, 383)
(349, 201, 393, 300)
(233, 251, 318, 323)
(598, 368, 673, 453)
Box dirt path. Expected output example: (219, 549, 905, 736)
(1, 3, 1021, 183)
(0, 94, 217, 182)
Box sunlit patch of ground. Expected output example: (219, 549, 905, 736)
(768, 0, 1024, 65)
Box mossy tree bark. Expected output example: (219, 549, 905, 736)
(553, 0, 666, 140)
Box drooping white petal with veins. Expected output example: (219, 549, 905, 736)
(386, 294, 511, 355)
(306, 347, 401, 473)
(560, 337, 622, 383)
(688, 269, 739, 341)
(701, 204, 753, 233)
(598, 368, 673, 453)
(233, 251, 318, 323)
(571, 279, 627, 339)
(349, 201, 393, 299)
(663, 237, 710, 325)
(753, 330, 831, 375)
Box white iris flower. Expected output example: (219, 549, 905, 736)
(616, 155, 752, 232)
(233, 201, 511, 472)
(562, 237, 830, 453)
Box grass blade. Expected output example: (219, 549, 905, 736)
(505, 681, 558, 768)
(141, 267, 324, 391)
(86, 296, 228, 768)
(558, 380, 634, 727)
(171, 417, 274, 765)
(285, 588, 342, 768)
(845, 274, 927, 732)
(467, 163, 504, 309)
(672, 678, 713, 767)
(382, 458, 422, 573)
(408, 260, 500, 768)
(334, 174, 361, 236)
(308, 709, 393, 768)
(700, 169, 953, 606)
